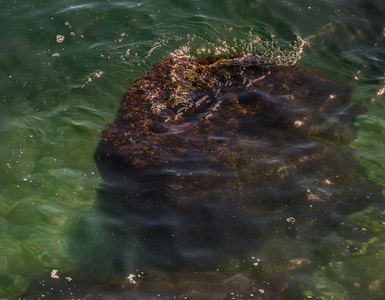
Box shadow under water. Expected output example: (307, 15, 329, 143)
(21, 54, 385, 299)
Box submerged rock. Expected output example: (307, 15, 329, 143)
(23, 54, 383, 298)
(94, 53, 376, 248)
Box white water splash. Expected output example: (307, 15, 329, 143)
(170, 32, 305, 67)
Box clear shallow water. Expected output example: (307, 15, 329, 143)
(1, 0, 385, 299)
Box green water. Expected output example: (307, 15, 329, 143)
(1, 0, 385, 298)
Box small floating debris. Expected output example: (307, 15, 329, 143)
(127, 274, 136, 284)
(50, 269, 59, 279)
(56, 35, 65, 43)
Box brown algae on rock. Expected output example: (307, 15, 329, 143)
(96, 53, 360, 171)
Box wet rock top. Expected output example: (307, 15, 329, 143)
(97, 54, 356, 171)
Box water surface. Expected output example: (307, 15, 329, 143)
(1, 0, 385, 299)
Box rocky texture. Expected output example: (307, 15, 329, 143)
(95, 54, 360, 172)
(94, 53, 377, 259)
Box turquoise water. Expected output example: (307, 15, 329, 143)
(1, 0, 385, 298)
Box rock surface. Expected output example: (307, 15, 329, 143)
(94, 53, 376, 262)
(95, 54, 359, 171)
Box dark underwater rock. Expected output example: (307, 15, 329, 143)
(84, 54, 383, 297)
(94, 53, 376, 248)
